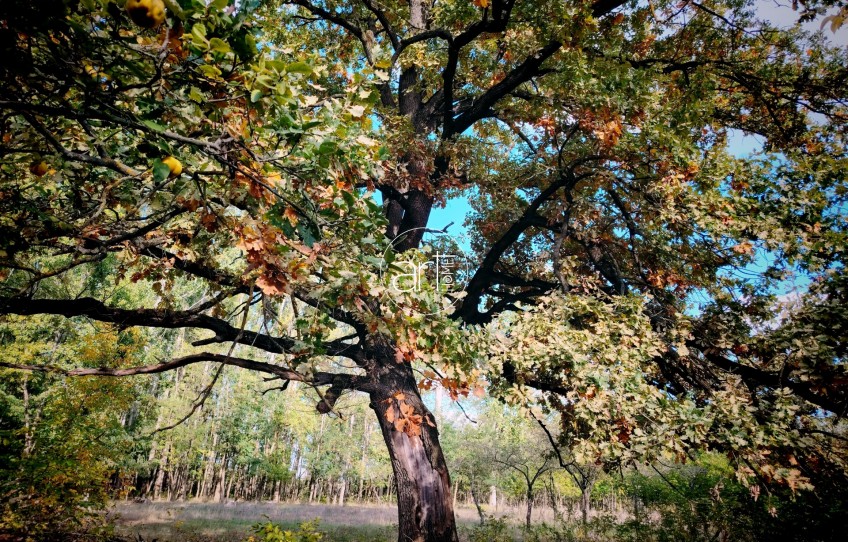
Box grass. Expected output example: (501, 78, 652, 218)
(111, 502, 399, 541)
(110, 500, 570, 541)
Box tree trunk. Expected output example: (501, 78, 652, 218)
(470, 484, 485, 524)
(526, 492, 534, 528)
(338, 477, 346, 506)
(153, 441, 169, 501)
(215, 459, 227, 502)
(452, 477, 459, 511)
(367, 347, 458, 542)
(580, 486, 591, 525)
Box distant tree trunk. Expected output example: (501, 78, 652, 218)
(358, 415, 370, 502)
(153, 441, 169, 501)
(580, 486, 592, 525)
(214, 459, 226, 502)
(547, 474, 562, 522)
(470, 484, 485, 524)
(452, 477, 459, 510)
(338, 478, 346, 506)
(367, 343, 458, 542)
(199, 427, 219, 499)
(526, 490, 534, 528)
(226, 467, 237, 500)
(21, 376, 35, 456)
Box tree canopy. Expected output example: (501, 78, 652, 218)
(1, 1, 846, 541)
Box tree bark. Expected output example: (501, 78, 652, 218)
(367, 345, 458, 542)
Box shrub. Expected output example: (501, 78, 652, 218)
(245, 519, 325, 542)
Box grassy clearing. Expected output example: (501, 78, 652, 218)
(111, 502, 397, 541)
(110, 501, 513, 542)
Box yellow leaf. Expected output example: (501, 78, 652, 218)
(732, 241, 754, 255)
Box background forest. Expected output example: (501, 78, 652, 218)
(1, 272, 847, 542)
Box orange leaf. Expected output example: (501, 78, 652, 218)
(283, 206, 299, 225)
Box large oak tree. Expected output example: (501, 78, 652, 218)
(1, 1, 846, 540)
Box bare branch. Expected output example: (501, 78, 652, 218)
(360, 0, 399, 50)
(287, 1, 377, 64)
(21, 112, 139, 176)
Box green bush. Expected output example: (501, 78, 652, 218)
(245, 519, 325, 542)
(467, 516, 512, 542)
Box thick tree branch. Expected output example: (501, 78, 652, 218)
(454, 165, 598, 323)
(138, 246, 364, 331)
(0, 297, 361, 360)
(443, 0, 628, 137)
(590, 0, 629, 17)
(0, 352, 371, 392)
(392, 28, 453, 64)
(1, 101, 224, 152)
(449, 41, 560, 137)
(699, 349, 847, 415)
(21, 112, 139, 176)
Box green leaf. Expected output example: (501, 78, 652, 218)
(141, 119, 166, 133)
(209, 38, 231, 54)
(199, 65, 223, 78)
(152, 160, 171, 182)
(286, 62, 312, 75)
(232, 30, 257, 61)
(317, 140, 337, 155)
(297, 222, 320, 247)
(188, 87, 204, 103)
(250, 89, 263, 103)
(191, 23, 207, 41)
